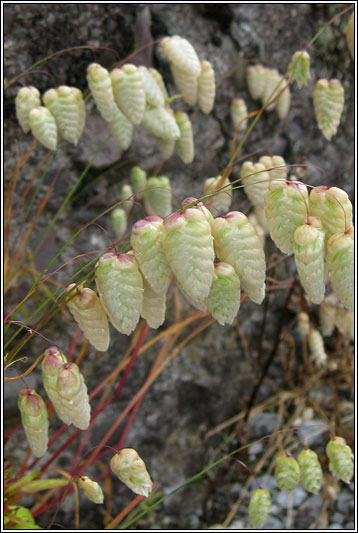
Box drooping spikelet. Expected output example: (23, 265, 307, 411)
(308, 186, 352, 245)
(175, 111, 194, 164)
(230, 98, 248, 131)
(141, 106, 180, 139)
(41, 346, 71, 424)
(121, 183, 134, 213)
(274, 453, 300, 492)
(258, 155, 287, 181)
(211, 211, 266, 304)
(156, 136, 175, 160)
(297, 311, 310, 338)
(110, 65, 146, 125)
(293, 216, 326, 304)
(65, 284, 110, 352)
(43, 86, 86, 146)
(246, 64, 267, 101)
(111, 207, 127, 239)
(107, 104, 134, 150)
(143, 176, 172, 218)
(313, 79, 344, 141)
(56, 362, 91, 430)
(275, 77, 291, 120)
(87, 63, 116, 122)
(77, 476, 104, 504)
(204, 175, 232, 215)
(297, 449, 323, 494)
(326, 436, 354, 484)
(307, 328, 327, 368)
(29, 106, 58, 151)
(130, 166, 147, 200)
(130, 215, 172, 295)
(110, 448, 153, 497)
(346, 13, 354, 60)
(206, 262, 241, 325)
(240, 161, 271, 208)
(264, 180, 309, 255)
(95, 253, 144, 335)
(160, 35, 201, 77)
(170, 63, 198, 106)
(326, 227, 354, 311)
(15, 86, 41, 134)
(141, 278, 167, 329)
(18, 389, 49, 458)
(288, 50, 311, 88)
(162, 205, 215, 303)
(197, 60, 216, 113)
(138, 66, 165, 108)
(260, 68, 281, 111)
(248, 488, 272, 529)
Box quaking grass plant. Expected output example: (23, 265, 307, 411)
(4, 5, 354, 530)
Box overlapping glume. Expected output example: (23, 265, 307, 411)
(326, 436, 354, 484)
(170, 63, 198, 106)
(77, 476, 104, 504)
(138, 66, 165, 108)
(326, 227, 354, 312)
(162, 203, 215, 304)
(110, 65, 146, 125)
(110, 448, 153, 497)
(107, 104, 134, 150)
(143, 176, 172, 218)
(130, 215, 172, 295)
(297, 449, 323, 494)
(293, 216, 326, 305)
(18, 389, 49, 458)
(264, 180, 309, 255)
(29, 106, 58, 151)
(205, 262, 241, 325)
(95, 253, 143, 335)
(307, 328, 327, 368)
(211, 211, 266, 304)
(197, 60, 216, 113)
(274, 453, 300, 492)
(141, 106, 180, 140)
(65, 284, 110, 352)
(203, 175, 232, 215)
(230, 98, 248, 131)
(56, 362, 91, 430)
(288, 50, 311, 88)
(248, 488, 272, 529)
(148, 68, 169, 99)
(313, 79, 344, 141)
(43, 86, 85, 146)
(41, 346, 71, 424)
(308, 186, 352, 245)
(87, 63, 116, 122)
(15, 86, 41, 134)
(174, 111, 194, 164)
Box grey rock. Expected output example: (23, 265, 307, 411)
(274, 486, 307, 508)
(248, 412, 278, 439)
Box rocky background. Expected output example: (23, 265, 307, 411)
(4, 4, 354, 530)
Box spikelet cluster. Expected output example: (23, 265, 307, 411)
(43, 86, 86, 146)
(297, 449, 323, 494)
(240, 155, 286, 208)
(313, 79, 344, 141)
(274, 453, 300, 492)
(248, 488, 272, 528)
(246, 64, 290, 119)
(77, 476, 104, 504)
(110, 448, 153, 497)
(326, 436, 354, 484)
(288, 50, 311, 88)
(18, 389, 49, 458)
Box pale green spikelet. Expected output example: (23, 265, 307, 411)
(307, 328, 327, 368)
(197, 60, 215, 113)
(162, 205, 215, 303)
(297, 312, 310, 338)
(177, 279, 208, 312)
(248, 488, 272, 529)
(110, 64, 146, 125)
(326, 436, 354, 484)
(95, 253, 144, 335)
(274, 453, 300, 492)
(87, 63, 116, 122)
(230, 98, 248, 131)
(204, 175, 232, 215)
(246, 64, 267, 101)
(143, 176, 172, 218)
(211, 211, 266, 304)
(110, 448, 153, 497)
(15, 86, 41, 134)
(264, 179, 309, 255)
(29, 106, 58, 151)
(107, 104, 134, 150)
(43, 86, 85, 145)
(346, 13, 354, 60)
(56, 362, 91, 430)
(170, 63, 198, 106)
(77, 476, 104, 504)
(313, 79, 344, 141)
(326, 227, 354, 311)
(121, 183, 134, 213)
(160, 35, 201, 77)
(141, 278, 166, 329)
(260, 68, 281, 111)
(148, 68, 169, 99)
(156, 136, 175, 160)
(294, 216, 326, 304)
(65, 284, 110, 352)
(175, 111, 194, 164)
(111, 207, 127, 238)
(41, 346, 71, 424)
(258, 155, 287, 181)
(141, 105, 180, 140)
(130, 166, 147, 199)
(240, 161, 271, 208)
(138, 66, 165, 108)
(206, 262, 241, 325)
(130, 215, 172, 295)
(308, 186, 352, 245)
(297, 449, 323, 494)
(288, 50, 311, 88)
(275, 77, 290, 120)
(18, 389, 49, 458)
